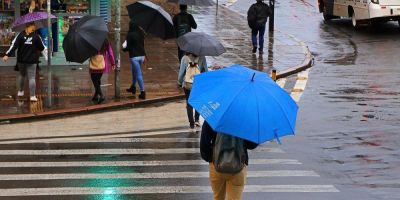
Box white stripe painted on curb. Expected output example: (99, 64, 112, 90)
(276, 78, 287, 88)
(0, 185, 339, 196)
(0, 159, 301, 168)
(0, 170, 319, 180)
(0, 147, 284, 155)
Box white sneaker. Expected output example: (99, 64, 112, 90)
(17, 91, 24, 97)
(30, 96, 38, 102)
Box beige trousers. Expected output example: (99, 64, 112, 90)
(209, 163, 247, 200)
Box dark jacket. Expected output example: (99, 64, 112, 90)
(247, 2, 271, 29)
(173, 12, 197, 37)
(124, 22, 146, 58)
(200, 121, 258, 165)
(6, 32, 45, 64)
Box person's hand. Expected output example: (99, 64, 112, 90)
(2, 56, 9, 62)
(112, 65, 116, 70)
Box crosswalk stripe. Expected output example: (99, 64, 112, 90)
(0, 147, 284, 155)
(0, 185, 339, 196)
(0, 159, 301, 167)
(0, 170, 319, 180)
(276, 78, 287, 88)
(0, 129, 194, 144)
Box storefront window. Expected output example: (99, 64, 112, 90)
(49, 0, 90, 14)
(0, 0, 15, 47)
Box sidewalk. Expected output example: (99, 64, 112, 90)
(0, 5, 312, 123)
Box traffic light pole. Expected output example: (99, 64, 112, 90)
(114, 0, 121, 99)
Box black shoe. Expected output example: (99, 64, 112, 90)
(190, 123, 195, 129)
(126, 85, 136, 94)
(138, 91, 146, 99)
(259, 48, 264, 54)
(252, 47, 257, 53)
(91, 94, 98, 101)
(97, 95, 105, 104)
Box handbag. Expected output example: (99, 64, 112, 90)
(89, 54, 105, 70)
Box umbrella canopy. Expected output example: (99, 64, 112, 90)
(127, 1, 175, 40)
(62, 16, 109, 63)
(188, 65, 298, 144)
(12, 12, 56, 32)
(167, 0, 214, 6)
(177, 32, 226, 56)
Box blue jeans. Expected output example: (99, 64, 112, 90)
(251, 25, 266, 51)
(130, 56, 145, 92)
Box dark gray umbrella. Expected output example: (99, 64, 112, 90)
(167, 0, 214, 6)
(177, 32, 226, 56)
(62, 16, 108, 63)
(127, 1, 175, 40)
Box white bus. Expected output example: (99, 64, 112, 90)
(318, 0, 400, 27)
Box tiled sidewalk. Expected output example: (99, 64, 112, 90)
(0, 5, 310, 122)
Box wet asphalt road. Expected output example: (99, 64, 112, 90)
(223, 0, 400, 199)
(0, 1, 399, 199)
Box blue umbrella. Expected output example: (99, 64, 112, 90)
(188, 65, 298, 144)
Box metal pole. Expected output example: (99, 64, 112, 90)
(114, 0, 121, 98)
(216, 0, 218, 15)
(269, 0, 275, 33)
(47, 0, 52, 106)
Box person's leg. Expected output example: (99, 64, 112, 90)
(17, 63, 27, 95)
(251, 28, 258, 52)
(129, 57, 138, 90)
(90, 73, 97, 99)
(226, 166, 247, 200)
(135, 56, 145, 92)
(184, 88, 195, 128)
(26, 64, 37, 97)
(258, 25, 266, 53)
(178, 47, 185, 63)
(209, 163, 227, 200)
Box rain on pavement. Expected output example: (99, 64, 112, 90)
(0, 0, 399, 199)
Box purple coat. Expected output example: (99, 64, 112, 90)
(90, 43, 116, 74)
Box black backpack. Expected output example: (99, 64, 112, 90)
(212, 133, 246, 173)
(176, 14, 191, 37)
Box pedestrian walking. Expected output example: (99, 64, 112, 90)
(178, 52, 208, 129)
(124, 21, 147, 100)
(247, 0, 271, 54)
(2, 22, 45, 102)
(200, 121, 258, 200)
(89, 39, 115, 104)
(173, 5, 197, 62)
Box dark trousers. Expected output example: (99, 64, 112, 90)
(251, 25, 266, 51)
(184, 88, 200, 125)
(90, 73, 103, 96)
(178, 47, 185, 64)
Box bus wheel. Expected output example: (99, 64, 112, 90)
(351, 12, 359, 28)
(322, 5, 334, 21)
(398, 20, 400, 27)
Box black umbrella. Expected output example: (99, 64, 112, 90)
(63, 16, 109, 63)
(127, 1, 175, 40)
(177, 32, 226, 56)
(167, 0, 214, 6)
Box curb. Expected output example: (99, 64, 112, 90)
(0, 95, 185, 124)
(0, 4, 313, 124)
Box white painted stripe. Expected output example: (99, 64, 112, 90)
(290, 69, 310, 102)
(0, 147, 284, 155)
(276, 78, 287, 88)
(0, 159, 301, 168)
(0, 129, 195, 144)
(41, 137, 200, 143)
(0, 170, 319, 180)
(0, 185, 339, 196)
(291, 92, 302, 103)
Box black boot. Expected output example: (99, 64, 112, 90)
(91, 93, 98, 101)
(97, 94, 105, 104)
(138, 91, 146, 99)
(126, 85, 136, 94)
